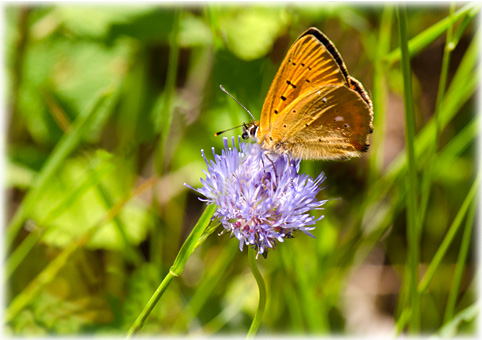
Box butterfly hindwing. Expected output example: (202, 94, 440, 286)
(266, 85, 372, 160)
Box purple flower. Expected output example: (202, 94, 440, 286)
(186, 137, 326, 257)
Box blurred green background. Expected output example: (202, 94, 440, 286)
(4, 2, 479, 336)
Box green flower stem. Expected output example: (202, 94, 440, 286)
(247, 248, 267, 338)
(126, 204, 216, 338)
(126, 270, 176, 338)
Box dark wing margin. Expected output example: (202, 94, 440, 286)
(299, 28, 351, 84)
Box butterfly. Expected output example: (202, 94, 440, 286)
(243, 27, 374, 160)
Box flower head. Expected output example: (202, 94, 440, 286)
(186, 137, 326, 257)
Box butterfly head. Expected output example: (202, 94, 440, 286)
(242, 122, 259, 141)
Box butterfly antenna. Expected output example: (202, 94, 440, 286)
(214, 123, 246, 137)
(219, 85, 256, 122)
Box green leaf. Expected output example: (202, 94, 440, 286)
(6, 161, 36, 190)
(18, 36, 130, 145)
(221, 7, 289, 61)
(55, 6, 159, 39)
(179, 12, 212, 47)
(34, 153, 153, 250)
(7, 85, 119, 249)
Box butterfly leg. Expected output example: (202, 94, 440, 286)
(263, 152, 279, 186)
(286, 154, 296, 187)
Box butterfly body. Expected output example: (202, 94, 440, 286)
(251, 27, 373, 160)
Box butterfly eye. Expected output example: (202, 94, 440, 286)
(242, 124, 258, 140)
(242, 125, 249, 139)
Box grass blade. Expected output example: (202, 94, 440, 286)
(418, 2, 455, 250)
(418, 175, 480, 293)
(6, 175, 157, 323)
(444, 196, 477, 323)
(386, 2, 479, 64)
(369, 4, 393, 181)
(439, 303, 478, 337)
(397, 4, 420, 332)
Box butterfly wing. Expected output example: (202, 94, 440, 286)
(263, 85, 373, 160)
(259, 28, 351, 139)
(258, 27, 373, 160)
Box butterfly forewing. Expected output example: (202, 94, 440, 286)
(259, 30, 350, 138)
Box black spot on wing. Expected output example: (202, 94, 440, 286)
(286, 80, 297, 89)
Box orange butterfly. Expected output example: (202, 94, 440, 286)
(243, 27, 374, 160)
